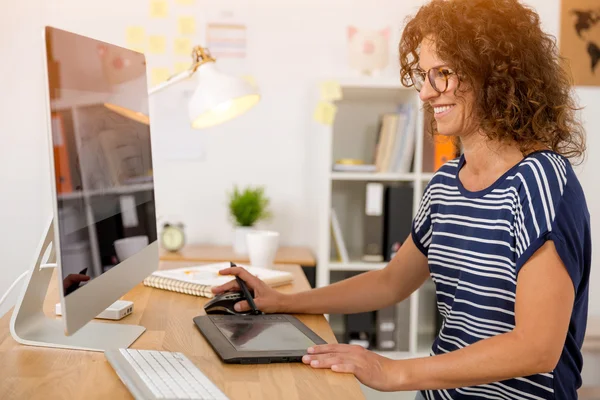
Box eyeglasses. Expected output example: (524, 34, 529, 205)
(409, 67, 457, 94)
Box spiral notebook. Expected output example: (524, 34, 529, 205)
(143, 262, 294, 298)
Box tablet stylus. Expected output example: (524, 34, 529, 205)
(231, 262, 261, 315)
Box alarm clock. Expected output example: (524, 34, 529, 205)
(161, 222, 186, 252)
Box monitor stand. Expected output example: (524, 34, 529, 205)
(9, 217, 145, 352)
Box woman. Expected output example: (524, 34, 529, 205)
(214, 0, 591, 398)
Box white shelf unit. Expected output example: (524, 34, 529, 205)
(315, 79, 439, 356)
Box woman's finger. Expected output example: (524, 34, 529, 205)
(307, 344, 359, 354)
(331, 363, 356, 374)
(302, 352, 339, 364)
(306, 356, 345, 369)
(211, 280, 239, 294)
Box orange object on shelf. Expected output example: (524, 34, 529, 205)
(51, 113, 73, 193)
(433, 135, 458, 171)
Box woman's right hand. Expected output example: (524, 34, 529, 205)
(211, 266, 288, 314)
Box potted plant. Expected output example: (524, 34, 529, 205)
(227, 185, 272, 254)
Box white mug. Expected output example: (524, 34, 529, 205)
(246, 231, 280, 269)
(114, 236, 149, 262)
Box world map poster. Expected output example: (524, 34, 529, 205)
(560, 0, 600, 86)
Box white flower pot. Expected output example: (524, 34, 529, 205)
(233, 226, 255, 255)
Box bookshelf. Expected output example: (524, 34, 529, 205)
(314, 78, 439, 360)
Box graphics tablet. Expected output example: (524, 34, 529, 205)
(193, 314, 327, 364)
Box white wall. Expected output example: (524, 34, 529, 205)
(1, 0, 600, 323)
(0, 0, 48, 318)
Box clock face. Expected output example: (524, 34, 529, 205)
(161, 226, 185, 251)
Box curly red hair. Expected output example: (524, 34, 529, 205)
(399, 0, 585, 162)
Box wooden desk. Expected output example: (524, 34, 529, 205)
(160, 245, 317, 287)
(0, 263, 363, 400)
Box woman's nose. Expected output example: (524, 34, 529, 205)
(419, 77, 439, 102)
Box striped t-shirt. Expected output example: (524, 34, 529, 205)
(412, 150, 591, 399)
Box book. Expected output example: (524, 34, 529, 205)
(363, 182, 385, 262)
(143, 262, 293, 298)
(375, 114, 400, 172)
(391, 104, 417, 173)
(383, 184, 414, 261)
(331, 208, 350, 263)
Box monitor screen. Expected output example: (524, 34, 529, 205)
(46, 27, 157, 297)
(214, 320, 317, 351)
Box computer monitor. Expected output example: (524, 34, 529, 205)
(10, 26, 158, 351)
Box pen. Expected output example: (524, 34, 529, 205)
(231, 262, 261, 315)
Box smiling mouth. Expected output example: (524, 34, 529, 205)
(433, 104, 456, 115)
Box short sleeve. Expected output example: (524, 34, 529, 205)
(514, 156, 591, 293)
(412, 184, 433, 256)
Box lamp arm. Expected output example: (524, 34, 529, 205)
(147, 46, 216, 96)
(148, 70, 193, 96)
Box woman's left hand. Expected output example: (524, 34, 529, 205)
(302, 344, 399, 391)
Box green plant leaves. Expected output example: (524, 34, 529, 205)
(227, 185, 272, 227)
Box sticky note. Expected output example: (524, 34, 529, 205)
(126, 26, 145, 46)
(151, 68, 171, 87)
(242, 75, 257, 87)
(175, 0, 194, 4)
(320, 81, 343, 101)
(313, 101, 337, 125)
(174, 37, 192, 56)
(174, 62, 190, 75)
(150, 0, 168, 18)
(178, 16, 196, 35)
(149, 35, 166, 54)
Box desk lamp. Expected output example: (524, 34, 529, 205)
(104, 46, 260, 129)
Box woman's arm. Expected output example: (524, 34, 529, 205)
(214, 234, 430, 315)
(279, 235, 430, 315)
(304, 240, 575, 391)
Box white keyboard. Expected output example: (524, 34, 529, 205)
(105, 349, 229, 400)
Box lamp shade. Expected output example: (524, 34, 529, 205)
(188, 63, 260, 129)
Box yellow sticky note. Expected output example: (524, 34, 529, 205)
(178, 16, 196, 36)
(174, 37, 192, 56)
(174, 62, 190, 74)
(150, 0, 168, 18)
(313, 101, 338, 125)
(242, 75, 257, 87)
(320, 81, 343, 101)
(126, 26, 146, 46)
(149, 35, 166, 54)
(151, 68, 171, 87)
(175, 0, 194, 4)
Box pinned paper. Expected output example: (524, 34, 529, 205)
(174, 37, 192, 56)
(320, 81, 343, 101)
(149, 35, 166, 54)
(242, 75, 257, 87)
(313, 101, 338, 126)
(150, 0, 168, 18)
(178, 16, 196, 35)
(151, 68, 171, 87)
(126, 26, 146, 47)
(174, 62, 190, 75)
(175, 0, 195, 4)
